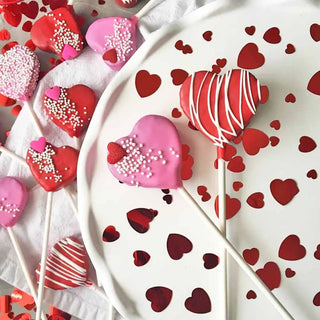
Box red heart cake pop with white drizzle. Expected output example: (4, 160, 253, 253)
(43, 84, 97, 138)
(107, 115, 182, 189)
(0, 45, 40, 101)
(26, 137, 79, 192)
(30, 7, 84, 60)
(179, 69, 264, 147)
(0, 177, 28, 228)
(35, 237, 90, 290)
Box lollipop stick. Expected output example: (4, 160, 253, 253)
(7, 227, 47, 320)
(217, 146, 227, 320)
(108, 301, 115, 320)
(35, 191, 53, 320)
(178, 186, 293, 320)
(0, 145, 27, 167)
(73, 137, 80, 150)
(24, 101, 44, 137)
(135, 0, 159, 19)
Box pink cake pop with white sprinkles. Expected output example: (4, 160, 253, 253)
(0, 45, 40, 101)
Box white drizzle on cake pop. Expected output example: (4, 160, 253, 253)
(104, 18, 134, 62)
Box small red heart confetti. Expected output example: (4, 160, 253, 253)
(2, 41, 18, 54)
(245, 26, 256, 35)
(260, 85, 269, 104)
(162, 194, 173, 204)
(197, 185, 211, 202)
(246, 192, 265, 209)
(270, 120, 281, 130)
(307, 169, 317, 179)
(221, 144, 237, 161)
(24, 39, 36, 51)
(216, 58, 227, 68)
(313, 292, 320, 306)
(91, 9, 98, 17)
(237, 43, 265, 69)
(298, 136, 316, 153)
(270, 136, 280, 147)
(0, 93, 16, 107)
(167, 233, 193, 260)
(285, 44, 295, 54)
(0, 29, 10, 41)
(279, 235, 306, 261)
(211, 64, 221, 74)
(170, 69, 189, 85)
(11, 105, 22, 116)
(270, 179, 299, 205)
(242, 248, 259, 266)
(181, 144, 194, 181)
(285, 93, 296, 103)
(146, 287, 173, 312)
(102, 226, 120, 242)
(246, 290, 257, 299)
(175, 40, 193, 54)
(185, 288, 211, 314)
(133, 250, 150, 266)
(103, 48, 118, 63)
(215, 194, 241, 219)
(171, 107, 182, 118)
(310, 23, 320, 42)
(135, 70, 161, 97)
(22, 21, 33, 33)
(127, 208, 158, 233)
(202, 30, 213, 41)
(242, 128, 269, 155)
(107, 142, 126, 164)
(227, 156, 245, 173)
(256, 262, 281, 290)
(285, 268, 296, 278)
(314, 244, 320, 260)
(203, 253, 219, 269)
(233, 181, 243, 191)
(263, 27, 281, 44)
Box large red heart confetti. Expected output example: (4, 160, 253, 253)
(313, 292, 320, 306)
(185, 288, 212, 314)
(145, 286, 173, 312)
(256, 262, 281, 291)
(35, 237, 90, 290)
(19, 1, 39, 19)
(263, 27, 281, 44)
(270, 179, 299, 205)
(278, 235, 306, 261)
(215, 194, 241, 219)
(307, 71, 320, 95)
(203, 253, 219, 269)
(30, 7, 83, 60)
(242, 248, 259, 266)
(167, 233, 193, 260)
(102, 226, 120, 242)
(242, 128, 269, 155)
(26, 139, 79, 192)
(126, 208, 158, 233)
(3, 4, 22, 27)
(246, 192, 265, 209)
(170, 69, 189, 86)
(237, 43, 265, 69)
(298, 136, 317, 153)
(135, 70, 161, 98)
(227, 156, 245, 172)
(310, 24, 320, 42)
(43, 84, 97, 137)
(180, 69, 263, 147)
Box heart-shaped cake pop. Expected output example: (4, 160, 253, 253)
(0, 177, 28, 228)
(35, 237, 90, 290)
(180, 69, 262, 147)
(107, 115, 182, 189)
(30, 7, 83, 60)
(26, 138, 79, 192)
(86, 16, 137, 71)
(0, 45, 40, 101)
(43, 84, 97, 137)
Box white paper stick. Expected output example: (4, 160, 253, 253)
(73, 137, 81, 150)
(0, 145, 26, 167)
(178, 186, 294, 320)
(108, 301, 115, 320)
(35, 191, 54, 320)
(135, 0, 159, 19)
(7, 227, 47, 320)
(218, 156, 227, 320)
(24, 101, 44, 137)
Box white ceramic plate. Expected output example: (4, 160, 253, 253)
(78, 1, 320, 319)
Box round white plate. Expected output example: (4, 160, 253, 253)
(78, 1, 320, 319)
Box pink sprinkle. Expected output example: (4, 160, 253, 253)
(45, 86, 61, 101)
(30, 137, 47, 153)
(62, 44, 78, 60)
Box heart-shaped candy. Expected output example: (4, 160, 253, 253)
(107, 115, 182, 189)
(0, 45, 40, 101)
(30, 7, 83, 60)
(35, 237, 90, 290)
(0, 177, 28, 228)
(180, 69, 262, 147)
(26, 139, 79, 192)
(86, 16, 137, 70)
(43, 84, 97, 137)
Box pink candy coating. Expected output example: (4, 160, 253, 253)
(0, 45, 40, 101)
(0, 177, 28, 228)
(107, 115, 183, 189)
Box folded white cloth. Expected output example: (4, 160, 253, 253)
(0, 0, 214, 319)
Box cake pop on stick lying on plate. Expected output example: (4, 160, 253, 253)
(179, 68, 268, 319)
(30, 7, 84, 61)
(106, 115, 293, 320)
(0, 177, 46, 320)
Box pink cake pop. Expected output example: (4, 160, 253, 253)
(35, 237, 90, 290)
(30, 7, 84, 61)
(0, 45, 40, 101)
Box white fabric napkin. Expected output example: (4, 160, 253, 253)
(0, 1, 214, 319)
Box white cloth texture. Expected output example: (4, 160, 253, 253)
(0, 0, 214, 319)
